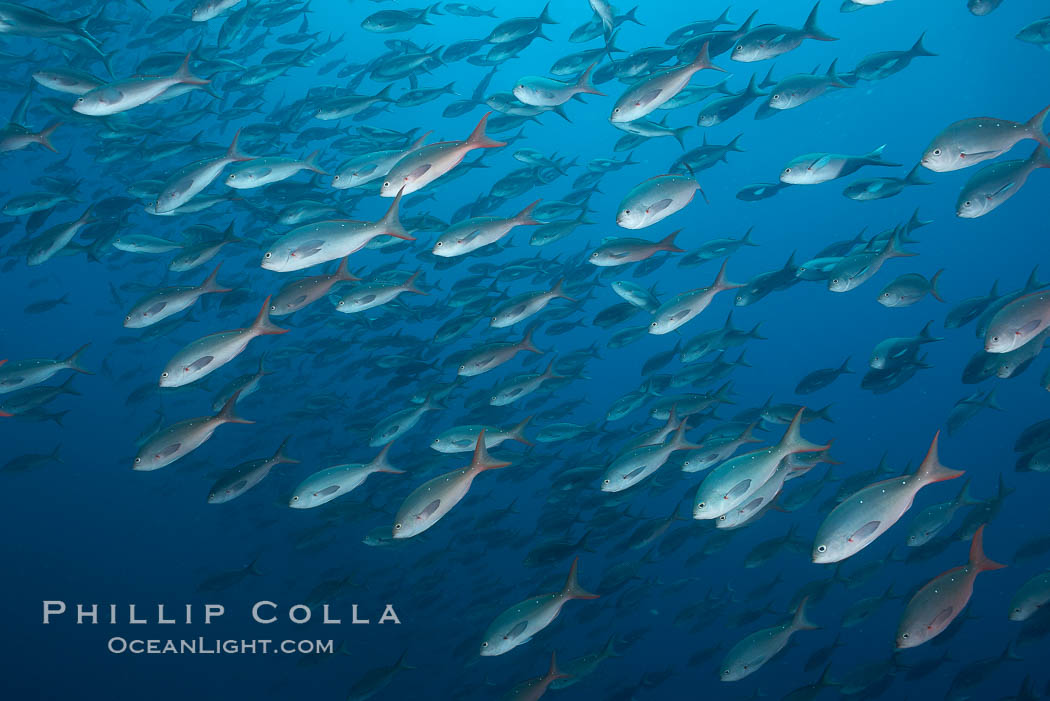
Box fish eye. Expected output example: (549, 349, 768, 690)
(964, 201, 971, 207)
(394, 523, 402, 530)
(697, 502, 705, 509)
(992, 336, 999, 342)
(481, 642, 488, 647)
(773, 94, 779, 100)
(817, 544, 827, 553)
(264, 252, 272, 258)
(383, 181, 391, 187)
(603, 479, 610, 485)
(650, 322, 657, 327)
(719, 514, 726, 520)
(901, 633, 909, 639)
(76, 98, 83, 103)
(831, 279, 839, 284)
(624, 209, 630, 214)
(435, 241, 442, 246)
(784, 167, 791, 173)
(933, 149, 941, 155)
(229, 174, 236, 179)
(270, 305, 276, 311)
(134, 457, 141, 464)
(292, 495, 299, 501)
(161, 372, 168, 378)
(1014, 607, 1022, 613)
(613, 108, 620, 113)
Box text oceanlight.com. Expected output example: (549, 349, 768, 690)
(107, 638, 336, 655)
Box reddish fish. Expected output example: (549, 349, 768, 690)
(896, 525, 1005, 648)
(501, 652, 572, 701)
(813, 432, 963, 563)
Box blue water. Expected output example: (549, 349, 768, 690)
(1, 0, 1049, 699)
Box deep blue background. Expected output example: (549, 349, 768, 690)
(1, 0, 1048, 699)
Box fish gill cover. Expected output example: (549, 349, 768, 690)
(0, 0, 1049, 699)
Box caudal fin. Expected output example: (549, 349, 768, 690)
(969, 525, 1006, 573)
(216, 390, 254, 425)
(34, 121, 61, 153)
(515, 199, 543, 226)
(173, 53, 210, 86)
(225, 128, 252, 162)
(517, 324, 543, 354)
(561, 557, 599, 600)
(199, 263, 232, 295)
(370, 442, 406, 474)
(465, 112, 507, 150)
(659, 229, 685, 253)
(930, 269, 946, 302)
(688, 41, 726, 74)
(777, 408, 829, 455)
(791, 596, 820, 631)
(272, 436, 300, 465)
(915, 432, 965, 485)
(576, 63, 605, 96)
(803, 1, 837, 41)
(549, 277, 576, 302)
(471, 429, 512, 472)
(1025, 105, 1050, 149)
(64, 343, 93, 374)
(509, 415, 534, 446)
(379, 188, 417, 242)
(711, 259, 744, 292)
(250, 296, 289, 336)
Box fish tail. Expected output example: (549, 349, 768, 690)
(34, 121, 62, 153)
(550, 277, 576, 302)
(64, 343, 93, 374)
(217, 390, 254, 425)
(1031, 145, 1050, 170)
(538, 1, 557, 25)
(174, 52, 209, 86)
(250, 296, 289, 336)
(909, 32, 937, 58)
(509, 415, 534, 446)
(303, 149, 327, 175)
(273, 436, 300, 465)
(371, 442, 406, 474)
(658, 229, 685, 253)
(689, 41, 724, 74)
(200, 263, 232, 294)
(518, 324, 544, 355)
(335, 255, 359, 282)
(402, 269, 428, 296)
(711, 259, 744, 291)
(778, 408, 829, 454)
(470, 429, 512, 471)
(670, 420, 701, 451)
(969, 525, 1006, 573)
(915, 432, 964, 485)
(576, 63, 605, 96)
(929, 269, 946, 302)
(1026, 104, 1050, 148)
(380, 188, 416, 241)
(803, 1, 836, 41)
(226, 128, 252, 162)
(465, 112, 507, 150)
(791, 596, 820, 631)
(562, 557, 599, 600)
(905, 163, 931, 186)
(515, 199, 543, 226)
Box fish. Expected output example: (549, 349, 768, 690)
(695, 409, 828, 519)
(782, 146, 901, 185)
(159, 297, 288, 388)
(433, 200, 541, 256)
(290, 444, 404, 509)
(208, 437, 298, 504)
(956, 146, 1050, 219)
(269, 257, 359, 316)
(380, 113, 506, 196)
(877, 271, 945, 307)
(1009, 571, 1050, 621)
(896, 525, 1005, 648)
(430, 417, 532, 453)
(74, 55, 209, 116)
(501, 653, 571, 701)
(985, 289, 1050, 353)
(151, 130, 253, 214)
(392, 431, 510, 538)
(730, 2, 837, 63)
(0, 344, 91, 395)
(615, 175, 706, 229)
(906, 479, 979, 547)
(813, 433, 963, 563)
(649, 260, 743, 335)
(589, 231, 684, 266)
(261, 191, 414, 272)
(513, 64, 604, 107)
(480, 557, 598, 656)
(601, 422, 699, 491)
(922, 105, 1050, 172)
(133, 392, 252, 471)
(609, 43, 724, 123)
(720, 598, 819, 680)
(124, 264, 231, 328)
